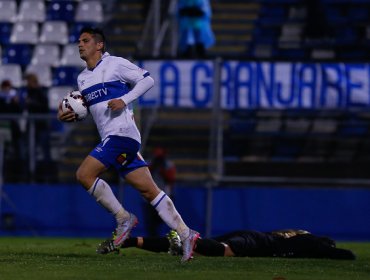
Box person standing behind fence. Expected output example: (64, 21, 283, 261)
(0, 80, 27, 181)
(23, 73, 51, 168)
(177, 0, 215, 58)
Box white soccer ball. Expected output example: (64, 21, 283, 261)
(62, 90, 88, 121)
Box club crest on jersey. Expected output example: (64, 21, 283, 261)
(116, 153, 128, 166)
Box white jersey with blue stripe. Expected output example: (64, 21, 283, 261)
(77, 53, 149, 143)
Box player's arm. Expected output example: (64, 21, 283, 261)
(57, 102, 76, 122)
(107, 76, 154, 111)
(108, 60, 154, 112)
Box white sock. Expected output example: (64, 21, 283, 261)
(88, 178, 130, 223)
(150, 191, 190, 241)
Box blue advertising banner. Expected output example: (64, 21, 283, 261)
(138, 60, 370, 109)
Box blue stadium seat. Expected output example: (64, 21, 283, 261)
(348, 7, 369, 23)
(2, 44, 33, 66)
(334, 27, 357, 46)
(52, 66, 81, 86)
(0, 22, 12, 44)
(326, 7, 348, 26)
(272, 141, 302, 161)
(278, 48, 306, 60)
(337, 121, 368, 137)
(46, 1, 77, 22)
(68, 22, 97, 43)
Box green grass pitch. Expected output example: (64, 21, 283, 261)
(0, 237, 369, 280)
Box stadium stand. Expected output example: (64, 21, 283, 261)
(223, 109, 370, 182)
(75, 1, 104, 23)
(0, 0, 17, 23)
(46, 0, 77, 22)
(17, 0, 46, 23)
(1, 44, 33, 66)
(48, 85, 74, 111)
(1, 0, 370, 184)
(52, 66, 81, 86)
(25, 64, 52, 87)
(0, 22, 12, 45)
(10, 22, 39, 44)
(60, 44, 86, 67)
(0, 64, 22, 87)
(39, 21, 69, 45)
(31, 44, 60, 67)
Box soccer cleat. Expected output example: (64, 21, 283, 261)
(96, 239, 118, 254)
(181, 229, 200, 263)
(113, 213, 138, 248)
(166, 230, 183, 256)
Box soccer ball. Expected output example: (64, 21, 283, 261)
(62, 90, 88, 121)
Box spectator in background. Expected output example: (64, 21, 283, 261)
(0, 80, 27, 180)
(23, 73, 51, 166)
(177, 0, 215, 58)
(144, 147, 177, 236)
(0, 80, 19, 111)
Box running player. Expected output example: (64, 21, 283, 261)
(57, 27, 199, 263)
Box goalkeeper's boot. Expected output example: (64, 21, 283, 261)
(181, 229, 200, 263)
(113, 213, 138, 248)
(96, 239, 118, 255)
(166, 230, 183, 256)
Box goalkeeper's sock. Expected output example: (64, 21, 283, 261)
(121, 237, 138, 248)
(88, 178, 130, 222)
(141, 237, 170, 253)
(150, 191, 190, 241)
(194, 238, 225, 256)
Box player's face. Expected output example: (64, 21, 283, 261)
(78, 32, 102, 61)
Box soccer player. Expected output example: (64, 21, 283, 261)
(97, 229, 356, 260)
(57, 27, 199, 263)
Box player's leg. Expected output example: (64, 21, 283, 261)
(97, 236, 170, 255)
(125, 166, 200, 262)
(76, 155, 136, 245)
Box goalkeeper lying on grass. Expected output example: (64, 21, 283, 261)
(97, 229, 355, 260)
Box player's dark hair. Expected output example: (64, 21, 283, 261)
(80, 27, 106, 53)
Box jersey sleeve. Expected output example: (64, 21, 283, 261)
(117, 58, 154, 105)
(117, 58, 150, 85)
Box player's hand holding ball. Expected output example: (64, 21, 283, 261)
(58, 102, 76, 122)
(58, 91, 88, 122)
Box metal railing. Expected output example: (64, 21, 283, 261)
(0, 114, 60, 181)
(136, 0, 178, 58)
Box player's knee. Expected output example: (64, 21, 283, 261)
(76, 167, 91, 188)
(140, 187, 160, 202)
